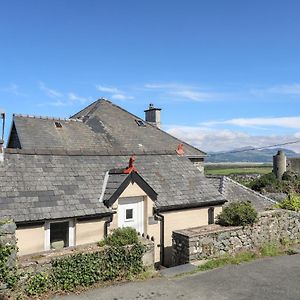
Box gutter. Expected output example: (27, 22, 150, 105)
(158, 199, 226, 213)
(154, 209, 165, 267)
(104, 212, 116, 237)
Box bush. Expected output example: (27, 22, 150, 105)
(248, 172, 279, 192)
(99, 227, 139, 247)
(275, 193, 300, 211)
(217, 201, 258, 226)
(25, 272, 50, 296)
(50, 244, 145, 291)
(0, 245, 18, 288)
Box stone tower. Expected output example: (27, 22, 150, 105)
(273, 150, 286, 180)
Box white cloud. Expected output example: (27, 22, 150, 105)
(111, 94, 134, 100)
(251, 83, 300, 97)
(39, 81, 62, 98)
(144, 82, 216, 102)
(0, 83, 26, 96)
(96, 84, 134, 101)
(201, 116, 300, 129)
(68, 93, 89, 104)
(96, 85, 120, 94)
(165, 124, 300, 153)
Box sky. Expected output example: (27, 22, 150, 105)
(1, 0, 300, 152)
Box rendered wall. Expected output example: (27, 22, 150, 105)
(76, 218, 106, 245)
(16, 224, 44, 256)
(162, 205, 222, 266)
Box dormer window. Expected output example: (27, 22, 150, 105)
(135, 119, 146, 127)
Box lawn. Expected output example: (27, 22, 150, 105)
(205, 164, 272, 176)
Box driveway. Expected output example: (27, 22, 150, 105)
(52, 254, 300, 300)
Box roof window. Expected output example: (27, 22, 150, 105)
(135, 119, 146, 127)
(54, 121, 62, 128)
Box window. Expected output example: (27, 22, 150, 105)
(126, 209, 133, 220)
(208, 207, 215, 225)
(135, 119, 146, 127)
(45, 220, 75, 251)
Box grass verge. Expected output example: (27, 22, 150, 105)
(177, 242, 298, 277)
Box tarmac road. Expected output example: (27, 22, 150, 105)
(52, 254, 300, 300)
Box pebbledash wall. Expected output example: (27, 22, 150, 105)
(172, 209, 300, 266)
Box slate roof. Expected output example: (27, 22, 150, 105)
(0, 152, 225, 223)
(8, 99, 205, 157)
(206, 176, 275, 211)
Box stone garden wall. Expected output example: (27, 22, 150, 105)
(172, 209, 300, 265)
(0, 219, 17, 291)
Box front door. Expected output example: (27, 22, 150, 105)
(118, 197, 144, 234)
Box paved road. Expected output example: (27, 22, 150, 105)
(52, 254, 300, 300)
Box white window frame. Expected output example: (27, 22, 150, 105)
(44, 219, 75, 251)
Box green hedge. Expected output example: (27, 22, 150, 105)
(25, 227, 145, 296)
(0, 245, 18, 288)
(275, 193, 300, 211)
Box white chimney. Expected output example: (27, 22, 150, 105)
(144, 103, 161, 128)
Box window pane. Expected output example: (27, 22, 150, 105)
(126, 209, 133, 220)
(50, 221, 69, 249)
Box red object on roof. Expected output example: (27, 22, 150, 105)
(123, 155, 138, 174)
(176, 143, 184, 155)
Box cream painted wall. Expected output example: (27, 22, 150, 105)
(162, 205, 223, 266)
(76, 219, 106, 245)
(16, 224, 45, 256)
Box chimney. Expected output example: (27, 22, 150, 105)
(144, 103, 161, 128)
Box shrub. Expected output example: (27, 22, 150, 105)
(275, 193, 300, 211)
(51, 244, 145, 291)
(0, 245, 18, 288)
(248, 172, 279, 192)
(99, 227, 139, 247)
(217, 201, 258, 226)
(25, 272, 50, 296)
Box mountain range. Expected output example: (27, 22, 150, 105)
(206, 147, 300, 163)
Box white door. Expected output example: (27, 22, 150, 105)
(118, 197, 144, 234)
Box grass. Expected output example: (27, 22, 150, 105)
(205, 165, 272, 176)
(205, 167, 272, 176)
(177, 241, 298, 278)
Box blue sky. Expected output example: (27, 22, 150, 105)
(1, 0, 300, 152)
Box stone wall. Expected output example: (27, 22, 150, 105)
(0, 219, 17, 291)
(172, 209, 300, 265)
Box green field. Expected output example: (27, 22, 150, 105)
(205, 164, 272, 176)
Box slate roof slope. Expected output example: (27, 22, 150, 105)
(8, 100, 205, 157)
(9, 115, 115, 152)
(0, 152, 225, 223)
(71, 99, 206, 157)
(206, 176, 275, 211)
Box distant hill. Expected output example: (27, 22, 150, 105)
(206, 147, 300, 163)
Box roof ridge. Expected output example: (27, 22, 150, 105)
(70, 98, 110, 119)
(223, 176, 276, 203)
(13, 114, 82, 122)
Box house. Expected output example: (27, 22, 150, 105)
(0, 99, 226, 266)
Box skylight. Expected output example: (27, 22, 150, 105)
(54, 121, 62, 128)
(135, 119, 146, 127)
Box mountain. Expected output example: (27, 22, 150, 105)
(206, 147, 300, 163)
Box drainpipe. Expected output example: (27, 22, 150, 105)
(104, 213, 114, 237)
(154, 210, 165, 267)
